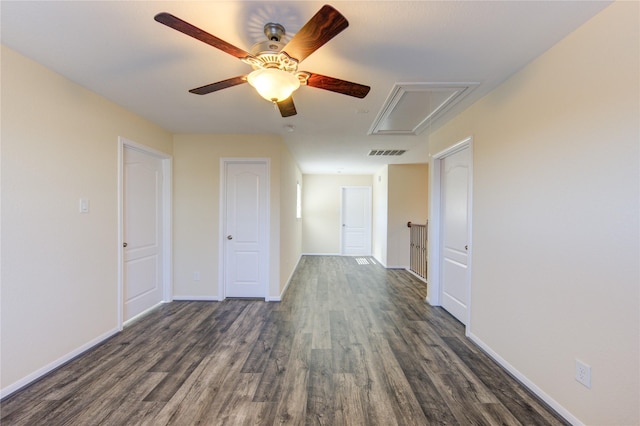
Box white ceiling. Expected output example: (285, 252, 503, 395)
(1, 1, 610, 174)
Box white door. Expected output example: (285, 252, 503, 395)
(440, 147, 470, 324)
(341, 186, 372, 256)
(223, 161, 269, 298)
(123, 147, 164, 321)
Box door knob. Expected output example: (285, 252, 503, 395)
(465, 245, 468, 250)
(227, 235, 233, 240)
(123, 242, 128, 247)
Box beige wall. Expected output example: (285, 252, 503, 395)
(172, 134, 302, 300)
(1, 45, 302, 395)
(428, 2, 639, 424)
(387, 164, 428, 268)
(372, 167, 389, 264)
(372, 164, 429, 268)
(279, 146, 303, 289)
(302, 174, 373, 254)
(1, 45, 173, 392)
(4, 2, 636, 421)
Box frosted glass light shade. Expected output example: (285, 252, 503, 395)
(247, 69, 300, 102)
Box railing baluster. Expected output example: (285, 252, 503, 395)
(408, 221, 428, 280)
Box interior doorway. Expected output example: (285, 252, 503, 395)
(340, 186, 372, 255)
(428, 137, 472, 326)
(118, 137, 172, 327)
(220, 158, 269, 299)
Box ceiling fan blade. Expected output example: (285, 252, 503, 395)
(155, 12, 251, 59)
(306, 73, 370, 98)
(189, 76, 247, 95)
(277, 97, 297, 117)
(282, 5, 348, 63)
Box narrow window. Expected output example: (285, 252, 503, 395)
(296, 181, 302, 219)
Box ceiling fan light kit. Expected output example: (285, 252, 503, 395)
(247, 68, 300, 103)
(154, 5, 370, 117)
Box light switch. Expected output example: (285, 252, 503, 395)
(79, 198, 90, 213)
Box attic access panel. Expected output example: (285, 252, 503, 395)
(369, 82, 478, 135)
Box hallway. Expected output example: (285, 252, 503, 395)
(1, 256, 565, 425)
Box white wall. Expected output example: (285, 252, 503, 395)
(302, 174, 373, 254)
(1, 45, 173, 394)
(428, 2, 639, 424)
(172, 134, 302, 300)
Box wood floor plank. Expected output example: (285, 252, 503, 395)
(32, 344, 167, 424)
(213, 373, 263, 424)
(391, 348, 460, 424)
(368, 332, 430, 424)
(480, 402, 527, 425)
(352, 341, 402, 426)
(333, 373, 368, 425)
(391, 316, 501, 407)
(145, 302, 234, 373)
(273, 333, 313, 424)
(0, 399, 60, 425)
(192, 351, 257, 423)
(142, 361, 200, 402)
(100, 401, 164, 425)
(311, 301, 332, 350)
(240, 315, 279, 374)
(251, 324, 294, 403)
(443, 335, 566, 425)
(1, 256, 568, 426)
(330, 310, 355, 374)
(150, 347, 237, 425)
(306, 349, 334, 425)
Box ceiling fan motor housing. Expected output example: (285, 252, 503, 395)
(244, 22, 311, 85)
(264, 23, 285, 42)
(245, 24, 297, 74)
(248, 22, 287, 62)
(249, 40, 286, 58)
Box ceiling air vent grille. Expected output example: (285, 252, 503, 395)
(368, 149, 407, 156)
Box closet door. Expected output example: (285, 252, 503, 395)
(440, 147, 470, 324)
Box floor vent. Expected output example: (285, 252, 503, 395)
(368, 149, 406, 156)
(355, 257, 376, 265)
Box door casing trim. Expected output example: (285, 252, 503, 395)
(218, 158, 270, 301)
(117, 137, 173, 330)
(428, 136, 473, 331)
(339, 186, 373, 256)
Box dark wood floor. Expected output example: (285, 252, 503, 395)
(1, 256, 567, 425)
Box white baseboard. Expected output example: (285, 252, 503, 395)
(123, 301, 166, 327)
(301, 252, 341, 256)
(466, 331, 582, 426)
(268, 255, 302, 302)
(0, 327, 120, 399)
(372, 256, 386, 267)
(405, 268, 427, 283)
(172, 296, 221, 301)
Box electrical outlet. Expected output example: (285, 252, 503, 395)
(193, 271, 201, 281)
(575, 359, 591, 388)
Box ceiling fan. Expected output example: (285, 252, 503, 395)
(154, 5, 370, 117)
